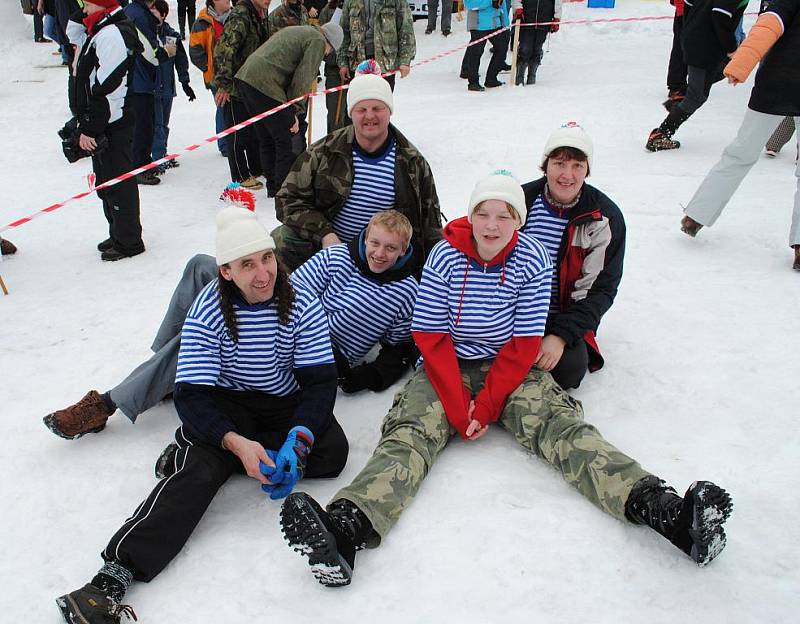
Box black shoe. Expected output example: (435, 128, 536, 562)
(97, 238, 114, 252)
(626, 476, 733, 566)
(136, 172, 160, 185)
(281, 493, 372, 587)
(646, 129, 680, 152)
(484, 79, 504, 88)
(499, 62, 512, 72)
(55, 583, 136, 624)
(155, 443, 179, 479)
(467, 83, 485, 92)
(1, 237, 18, 255)
(101, 245, 145, 262)
(425, 28, 433, 34)
(164, 158, 180, 169)
(442, 29, 451, 36)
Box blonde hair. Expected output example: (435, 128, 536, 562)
(366, 210, 413, 251)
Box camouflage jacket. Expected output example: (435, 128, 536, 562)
(276, 123, 442, 263)
(212, 0, 270, 99)
(337, 0, 415, 72)
(236, 26, 326, 116)
(269, 1, 310, 33)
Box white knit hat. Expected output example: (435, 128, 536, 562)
(347, 73, 394, 116)
(541, 121, 593, 172)
(467, 171, 526, 224)
(215, 206, 275, 266)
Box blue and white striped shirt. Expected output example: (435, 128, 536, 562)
(291, 244, 418, 365)
(412, 234, 553, 360)
(176, 280, 334, 395)
(522, 192, 569, 313)
(331, 139, 396, 242)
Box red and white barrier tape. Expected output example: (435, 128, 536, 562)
(0, 10, 757, 235)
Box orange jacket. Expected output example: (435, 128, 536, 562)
(189, 8, 224, 88)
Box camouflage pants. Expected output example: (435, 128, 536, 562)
(334, 360, 651, 544)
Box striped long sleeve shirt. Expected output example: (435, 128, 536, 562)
(175, 280, 334, 395)
(290, 243, 418, 365)
(412, 233, 553, 360)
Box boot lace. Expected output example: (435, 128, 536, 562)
(110, 602, 138, 622)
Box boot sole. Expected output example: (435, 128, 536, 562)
(280, 493, 353, 587)
(685, 481, 733, 566)
(55, 593, 90, 624)
(42, 414, 106, 440)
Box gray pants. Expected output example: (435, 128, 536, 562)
(109, 254, 218, 421)
(684, 108, 800, 246)
(426, 0, 452, 33)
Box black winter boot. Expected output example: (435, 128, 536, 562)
(154, 442, 179, 479)
(515, 62, 527, 86)
(646, 107, 690, 152)
(281, 492, 373, 587)
(625, 476, 733, 566)
(526, 63, 538, 85)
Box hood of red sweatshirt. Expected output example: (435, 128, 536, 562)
(443, 216, 519, 267)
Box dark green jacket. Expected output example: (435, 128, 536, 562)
(337, 0, 415, 72)
(236, 26, 325, 116)
(276, 124, 442, 263)
(212, 0, 270, 99)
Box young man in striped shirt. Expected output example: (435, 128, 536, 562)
(44, 208, 419, 438)
(521, 123, 626, 390)
(273, 70, 443, 274)
(54, 206, 349, 623)
(279, 172, 734, 587)
(291, 209, 420, 393)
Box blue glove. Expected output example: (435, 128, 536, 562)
(260, 427, 314, 500)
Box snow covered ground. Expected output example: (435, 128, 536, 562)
(2, 1, 799, 622)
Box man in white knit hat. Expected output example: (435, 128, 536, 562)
(53, 205, 349, 623)
(520, 122, 627, 390)
(273, 69, 442, 274)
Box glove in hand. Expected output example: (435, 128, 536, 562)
(260, 427, 313, 500)
(182, 83, 196, 101)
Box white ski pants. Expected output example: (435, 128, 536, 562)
(684, 108, 800, 246)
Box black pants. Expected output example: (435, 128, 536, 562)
(517, 27, 548, 66)
(238, 80, 298, 196)
(666, 14, 687, 93)
(130, 93, 155, 169)
(462, 29, 510, 85)
(177, 0, 196, 38)
(224, 96, 261, 182)
(33, 7, 44, 40)
(678, 63, 724, 116)
(102, 389, 349, 582)
(93, 123, 143, 253)
(549, 339, 589, 390)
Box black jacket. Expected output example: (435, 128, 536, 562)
(749, 0, 800, 115)
(682, 0, 749, 68)
(74, 9, 143, 137)
(522, 177, 625, 371)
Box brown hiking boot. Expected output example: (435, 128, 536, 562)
(646, 129, 681, 152)
(240, 176, 264, 191)
(43, 390, 114, 440)
(680, 215, 703, 238)
(793, 245, 800, 271)
(0, 237, 17, 255)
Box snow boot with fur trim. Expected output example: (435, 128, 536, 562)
(625, 476, 733, 566)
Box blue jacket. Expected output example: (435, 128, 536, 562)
(155, 22, 190, 98)
(124, 0, 160, 94)
(464, 0, 510, 31)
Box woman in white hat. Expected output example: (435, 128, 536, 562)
(279, 172, 733, 588)
(54, 206, 349, 623)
